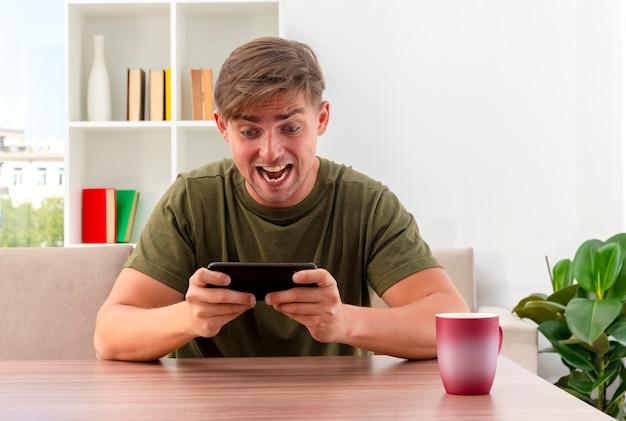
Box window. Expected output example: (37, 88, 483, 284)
(0, 0, 65, 247)
(13, 167, 23, 185)
(37, 167, 46, 186)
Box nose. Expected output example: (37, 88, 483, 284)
(258, 131, 284, 163)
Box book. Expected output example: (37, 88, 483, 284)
(127, 68, 145, 121)
(116, 190, 140, 243)
(143, 69, 150, 120)
(165, 67, 171, 121)
(191, 68, 203, 120)
(201, 68, 213, 120)
(82, 188, 116, 243)
(149, 69, 165, 121)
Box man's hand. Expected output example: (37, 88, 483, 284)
(265, 269, 349, 343)
(185, 268, 256, 338)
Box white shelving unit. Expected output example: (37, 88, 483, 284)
(65, 0, 280, 245)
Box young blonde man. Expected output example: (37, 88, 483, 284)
(94, 37, 468, 361)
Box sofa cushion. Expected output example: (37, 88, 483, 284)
(0, 245, 132, 360)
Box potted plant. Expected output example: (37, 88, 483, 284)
(513, 233, 626, 419)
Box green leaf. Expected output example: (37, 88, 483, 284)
(552, 258, 574, 292)
(607, 233, 626, 300)
(555, 374, 571, 389)
(515, 306, 560, 325)
(553, 342, 596, 373)
(606, 395, 624, 418)
(596, 242, 622, 295)
(608, 343, 626, 365)
(555, 374, 595, 405)
(590, 333, 610, 355)
(559, 334, 610, 356)
(609, 364, 626, 406)
(547, 284, 579, 306)
(573, 239, 603, 293)
(538, 319, 571, 344)
(565, 298, 622, 344)
(524, 300, 566, 314)
(604, 360, 622, 388)
(607, 317, 626, 346)
(568, 370, 594, 395)
(514, 296, 560, 325)
(512, 294, 547, 316)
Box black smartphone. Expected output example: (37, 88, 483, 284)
(206, 262, 318, 300)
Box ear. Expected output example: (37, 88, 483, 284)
(214, 111, 230, 143)
(317, 101, 330, 136)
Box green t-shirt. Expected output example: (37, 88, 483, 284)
(125, 157, 439, 357)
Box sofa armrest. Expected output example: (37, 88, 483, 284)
(478, 306, 538, 374)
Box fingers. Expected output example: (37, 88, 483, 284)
(265, 269, 337, 305)
(191, 309, 250, 338)
(191, 301, 254, 317)
(292, 268, 336, 287)
(271, 302, 326, 316)
(188, 268, 255, 306)
(190, 267, 230, 287)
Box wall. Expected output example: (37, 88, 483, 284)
(282, 0, 623, 380)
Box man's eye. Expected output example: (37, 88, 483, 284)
(240, 129, 260, 138)
(281, 125, 301, 135)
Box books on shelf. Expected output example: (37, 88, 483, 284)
(116, 190, 140, 243)
(191, 69, 202, 120)
(165, 67, 171, 121)
(82, 188, 116, 243)
(149, 69, 165, 121)
(127, 68, 145, 121)
(125, 67, 170, 122)
(201, 68, 213, 120)
(191, 68, 214, 120)
(82, 188, 140, 244)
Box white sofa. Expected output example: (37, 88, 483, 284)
(0, 245, 537, 371)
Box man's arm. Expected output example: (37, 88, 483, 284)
(94, 267, 255, 361)
(342, 267, 469, 359)
(267, 267, 468, 360)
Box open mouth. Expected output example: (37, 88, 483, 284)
(256, 164, 293, 184)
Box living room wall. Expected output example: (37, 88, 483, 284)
(282, 0, 624, 379)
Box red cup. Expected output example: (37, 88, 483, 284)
(436, 312, 503, 395)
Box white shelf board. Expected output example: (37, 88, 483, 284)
(177, 1, 278, 16)
(177, 120, 217, 128)
(69, 121, 173, 132)
(66, 242, 137, 248)
(67, 1, 170, 17)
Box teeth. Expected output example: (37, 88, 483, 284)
(261, 164, 287, 172)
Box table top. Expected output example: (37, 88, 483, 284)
(0, 355, 612, 420)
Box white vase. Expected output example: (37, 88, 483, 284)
(87, 34, 112, 121)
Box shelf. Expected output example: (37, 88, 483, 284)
(67, 2, 170, 18)
(176, 120, 218, 131)
(65, 0, 279, 246)
(66, 242, 137, 248)
(69, 121, 173, 132)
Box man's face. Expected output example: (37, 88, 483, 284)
(215, 92, 330, 208)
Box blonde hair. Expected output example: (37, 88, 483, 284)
(214, 37, 325, 121)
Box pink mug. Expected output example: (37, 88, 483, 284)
(436, 312, 503, 395)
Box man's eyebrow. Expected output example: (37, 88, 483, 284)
(274, 107, 305, 121)
(241, 115, 260, 123)
(240, 107, 304, 123)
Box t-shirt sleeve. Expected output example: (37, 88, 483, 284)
(366, 188, 440, 297)
(124, 176, 197, 295)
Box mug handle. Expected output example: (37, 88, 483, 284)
(498, 325, 503, 353)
